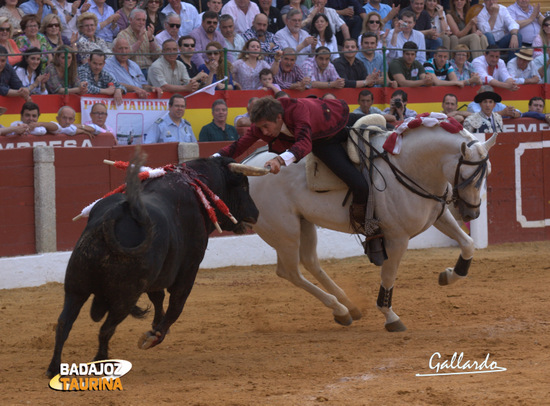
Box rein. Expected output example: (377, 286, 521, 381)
(451, 140, 489, 209)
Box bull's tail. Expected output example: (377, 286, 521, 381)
(130, 305, 150, 319)
(102, 150, 154, 254)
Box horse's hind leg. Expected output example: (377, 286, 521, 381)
(378, 238, 409, 332)
(46, 292, 90, 378)
(299, 219, 362, 321)
(434, 208, 474, 286)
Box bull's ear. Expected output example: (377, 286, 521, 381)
(228, 163, 270, 176)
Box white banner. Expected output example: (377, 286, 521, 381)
(80, 97, 170, 145)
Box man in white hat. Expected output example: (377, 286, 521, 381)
(506, 47, 540, 84)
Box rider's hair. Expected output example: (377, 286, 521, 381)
(250, 97, 284, 123)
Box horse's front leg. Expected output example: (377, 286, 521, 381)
(378, 237, 409, 332)
(434, 208, 474, 286)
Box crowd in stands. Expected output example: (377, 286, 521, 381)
(0, 0, 549, 143)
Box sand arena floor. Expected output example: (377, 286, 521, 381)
(1, 241, 549, 405)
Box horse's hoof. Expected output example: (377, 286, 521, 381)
(349, 307, 363, 320)
(334, 313, 353, 326)
(138, 330, 161, 350)
(438, 270, 449, 286)
(385, 319, 407, 332)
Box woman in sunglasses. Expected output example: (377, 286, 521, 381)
(116, 0, 137, 32)
(532, 16, 550, 59)
(360, 12, 387, 53)
(143, 0, 163, 35)
(14, 47, 49, 95)
(41, 14, 72, 49)
(0, 0, 24, 36)
(0, 16, 21, 65)
(198, 41, 239, 90)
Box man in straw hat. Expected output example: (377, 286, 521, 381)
(463, 89, 504, 133)
(506, 47, 540, 84)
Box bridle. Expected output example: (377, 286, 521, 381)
(451, 140, 489, 210)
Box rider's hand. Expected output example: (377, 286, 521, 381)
(265, 156, 284, 174)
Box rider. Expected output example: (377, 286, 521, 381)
(216, 96, 381, 238)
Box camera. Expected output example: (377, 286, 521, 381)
(393, 99, 403, 109)
(401, 22, 408, 28)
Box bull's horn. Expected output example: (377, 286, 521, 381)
(228, 163, 270, 176)
(482, 132, 497, 151)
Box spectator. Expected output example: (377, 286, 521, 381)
(148, 39, 199, 93)
(45, 44, 86, 94)
(463, 89, 504, 133)
(521, 96, 550, 124)
(507, 46, 540, 84)
(198, 41, 237, 89)
(115, 0, 137, 32)
(31, 106, 93, 136)
(178, 35, 209, 84)
(220, 0, 259, 35)
(360, 11, 387, 52)
(19, 0, 53, 20)
(40, 13, 72, 49)
(242, 13, 282, 64)
(190, 11, 226, 67)
(0, 16, 22, 66)
(382, 89, 418, 123)
(309, 13, 338, 61)
(143, 0, 163, 35)
(78, 50, 126, 105)
(160, 0, 200, 37)
(14, 47, 49, 95)
(466, 84, 521, 118)
(532, 15, 550, 59)
(357, 31, 396, 87)
(477, 0, 521, 61)
(388, 41, 433, 87)
(422, 0, 451, 50)
(0, 105, 31, 136)
(155, 12, 182, 46)
(232, 38, 282, 90)
(441, 93, 471, 124)
(423, 46, 470, 87)
(11, 101, 47, 135)
(534, 45, 550, 82)
(116, 8, 161, 78)
(50, 0, 81, 40)
(334, 38, 376, 88)
(450, 44, 480, 84)
(273, 47, 311, 90)
(219, 14, 244, 63)
(352, 89, 385, 116)
(88, 0, 120, 44)
(274, 90, 289, 98)
(301, 45, 344, 89)
(234, 96, 258, 127)
(83, 102, 116, 139)
(363, 0, 400, 32)
(0, 45, 30, 100)
(75, 12, 112, 64)
(144, 94, 196, 144)
(258, 0, 285, 35)
(400, 0, 444, 52)
(0, 0, 25, 36)
(326, 0, 365, 41)
(104, 37, 162, 98)
(201, 0, 223, 20)
(16, 14, 52, 69)
(387, 10, 427, 64)
(308, 0, 350, 43)
(281, 0, 309, 25)
(274, 9, 317, 67)
(472, 45, 519, 90)
(446, 0, 489, 59)
(507, 0, 543, 47)
(199, 99, 239, 141)
(257, 67, 281, 92)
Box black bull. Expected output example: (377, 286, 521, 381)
(46, 156, 262, 378)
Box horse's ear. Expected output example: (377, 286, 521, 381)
(483, 132, 498, 151)
(460, 142, 473, 160)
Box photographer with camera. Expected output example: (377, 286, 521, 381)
(382, 89, 418, 123)
(387, 10, 427, 63)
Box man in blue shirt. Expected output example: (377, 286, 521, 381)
(0, 46, 30, 101)
(144, 94, 196, 144)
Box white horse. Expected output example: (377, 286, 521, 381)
(243, 118, 496, 331)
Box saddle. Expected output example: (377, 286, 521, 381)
(305, 114, 388, 192)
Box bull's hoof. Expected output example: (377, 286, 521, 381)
(438, 270, 449, 286)
(385, 319, 407, 332)
(138, 330, 161, 350)
(333, 313, 353, 326)
(349, 307, 363, 321)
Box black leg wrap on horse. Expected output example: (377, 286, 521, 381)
(377, 285, 393, 308)
(454, 255, 472, 277)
